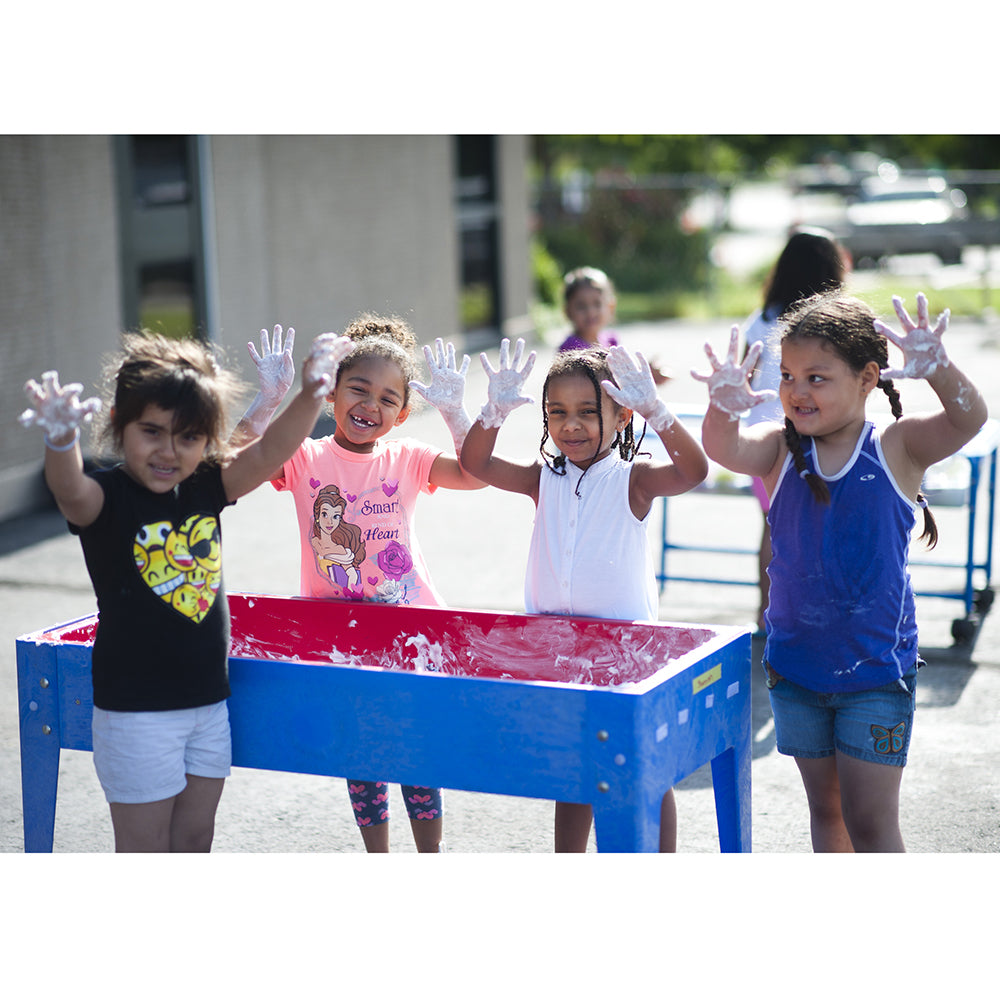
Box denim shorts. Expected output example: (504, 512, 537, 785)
(92, 700, 232, 804)
(764, 662, 919, 767)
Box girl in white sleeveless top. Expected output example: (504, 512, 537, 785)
(462, 340, 708, 852)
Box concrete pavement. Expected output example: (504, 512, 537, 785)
(2, 315, 999, 852)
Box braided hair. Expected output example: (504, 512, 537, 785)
(539, 348, 642, 496)
(779, 292, 937, 547)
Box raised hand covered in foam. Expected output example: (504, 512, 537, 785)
(409, 338, 473, 447)
(20, 370, 102, 448)
(303, 333, 354, 399)
(601, 345, 674, 432)
(875, 292, 950, 381)
(248, 324, 296, 407)
(691, 325, 777, 421)
(478, 337, 536, 429)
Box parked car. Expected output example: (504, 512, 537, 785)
(833, 175, 969, 266)
(790, 152, 897, 196)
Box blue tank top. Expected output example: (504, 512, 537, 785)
(764, 421, 919, 693)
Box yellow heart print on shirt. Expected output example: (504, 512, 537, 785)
(133, 514, 222, 623)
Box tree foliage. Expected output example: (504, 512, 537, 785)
(533, 135, 1000, 177)
(529, 135, 1000, 311)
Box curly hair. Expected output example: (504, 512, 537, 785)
(332, 313, 420, 408)
(97, 331, 245, 465)
(540, 348, 642, 496)
(779, 292, 937, 547)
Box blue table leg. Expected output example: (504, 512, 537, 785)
(709, 647, 753, 853)
(711, 742, 752, 853)
(17, 640, 61, 853)
(592, 789, 664, 852)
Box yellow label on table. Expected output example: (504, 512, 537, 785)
(692, 663, 722, 694)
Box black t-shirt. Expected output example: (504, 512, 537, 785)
(71, 464, 235, 711)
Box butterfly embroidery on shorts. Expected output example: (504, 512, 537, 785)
(871, 721, 906, 755)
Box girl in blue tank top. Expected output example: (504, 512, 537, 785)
(694, 292, 987, 852)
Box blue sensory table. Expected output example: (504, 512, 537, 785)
(17, 594, 752, 852)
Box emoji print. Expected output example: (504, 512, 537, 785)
(134, 513, 221, 622)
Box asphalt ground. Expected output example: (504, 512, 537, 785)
(3, 314, 997, 997)
(2, 315, 999, 857)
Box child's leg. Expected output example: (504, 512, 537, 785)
(109, 779, 223, 853)
(794, 756, 854, 852)
(659, 788, 677, 853)
(95, 703, 229, 853)
(348, 780, 391, 852)
(171, 702, 230, 852)
(402, 786, 443, 853)
(359, 823, 391, 853)
(756, 519, 771, 632)
(829, 669, 914, 852)
(169, 775, 226, 852)
(767, 668, 854, 851)
(554, 802, 592, 852)
(835, 752, 905, 852)
(751, 481, 771, 633)
(554, 794, 675, 852)
(408, 816, 443, 852)
(109, 798, 176, 852)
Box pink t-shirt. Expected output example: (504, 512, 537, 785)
(272, 435, 443, 606)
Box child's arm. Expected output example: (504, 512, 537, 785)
(877, 294, 988, 471)
(692, 326, 785, 478)
(20, 371, 105, 527)
(231, 325, 297, 446)
(601, 346, 708, 517)
(221, 334, 353, 502)
(408, 338, 486, 491)
(460, 338, 542, 501)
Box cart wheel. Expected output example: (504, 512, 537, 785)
(951, 617, 978, 645)
(974, 588, 995, 614)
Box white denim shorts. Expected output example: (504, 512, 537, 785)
(92, 700, 231, 804)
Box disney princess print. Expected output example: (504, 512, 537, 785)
(308, 478, 419, 603)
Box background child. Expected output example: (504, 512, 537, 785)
(740, 229, 849, 632)
(559, 266, 670, 384)
(694, 292, 987, 851)
(18, 329, 347, 852)
(461, 338, 708, 851)
(266, 313, 484, 853)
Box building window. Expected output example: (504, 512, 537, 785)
(113, 135, 209, 340)
(456, 136, 501, 343)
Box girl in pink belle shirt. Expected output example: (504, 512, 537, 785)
(250, 314, 484, 853)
